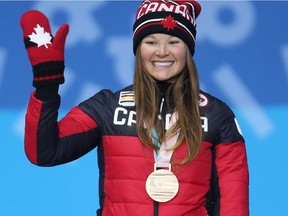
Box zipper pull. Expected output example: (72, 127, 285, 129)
(158, 97, 165, 120)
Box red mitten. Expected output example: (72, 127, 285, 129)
(20, 10, 69, 87)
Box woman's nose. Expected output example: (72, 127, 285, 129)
(156, 44, 169, 57)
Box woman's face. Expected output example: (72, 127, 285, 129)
(140, 33, 187, 82)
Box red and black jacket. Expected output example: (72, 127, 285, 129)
(25, 84, 249, 216)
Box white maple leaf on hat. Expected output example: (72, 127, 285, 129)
(28, 24, 52, 48)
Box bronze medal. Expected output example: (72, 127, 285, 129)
(146, 112, 179, 202)
(145, 168, 179, 202)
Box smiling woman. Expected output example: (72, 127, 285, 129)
(20, 0, 249, 216)
(140, 34, 187, 82)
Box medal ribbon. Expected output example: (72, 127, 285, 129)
(155, 112, 179, 168)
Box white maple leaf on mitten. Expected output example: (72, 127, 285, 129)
(28, 24, 52, 48)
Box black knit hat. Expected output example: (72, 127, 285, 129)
(133, 0, 201, 56)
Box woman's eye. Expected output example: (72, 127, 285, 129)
(145, 41, 156, 45)
(169, 40, 179, 44)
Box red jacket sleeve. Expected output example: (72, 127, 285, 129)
(215, 104, 249, 216)
(216, 141, 249, 215)
(24, 91, 101, 166)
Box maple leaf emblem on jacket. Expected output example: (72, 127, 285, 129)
(28, 24, 52, 48)
(161, 15, 177, 31)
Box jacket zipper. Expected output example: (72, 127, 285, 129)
(158, 97, 165, 120)
(154, 97, 164, 216)
(154, 201, 159, 216)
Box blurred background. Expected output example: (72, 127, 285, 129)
(0, 0, 287, 215)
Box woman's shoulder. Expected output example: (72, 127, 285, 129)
(84, 84, 134, 101)
(200, 90, 225, 107)
(77, 85, 134, 124)
(199, 90, 235, 117)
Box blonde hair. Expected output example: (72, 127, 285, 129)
(133, 46, 202, 164)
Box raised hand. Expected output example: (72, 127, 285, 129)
(20, 10, 69, 87)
